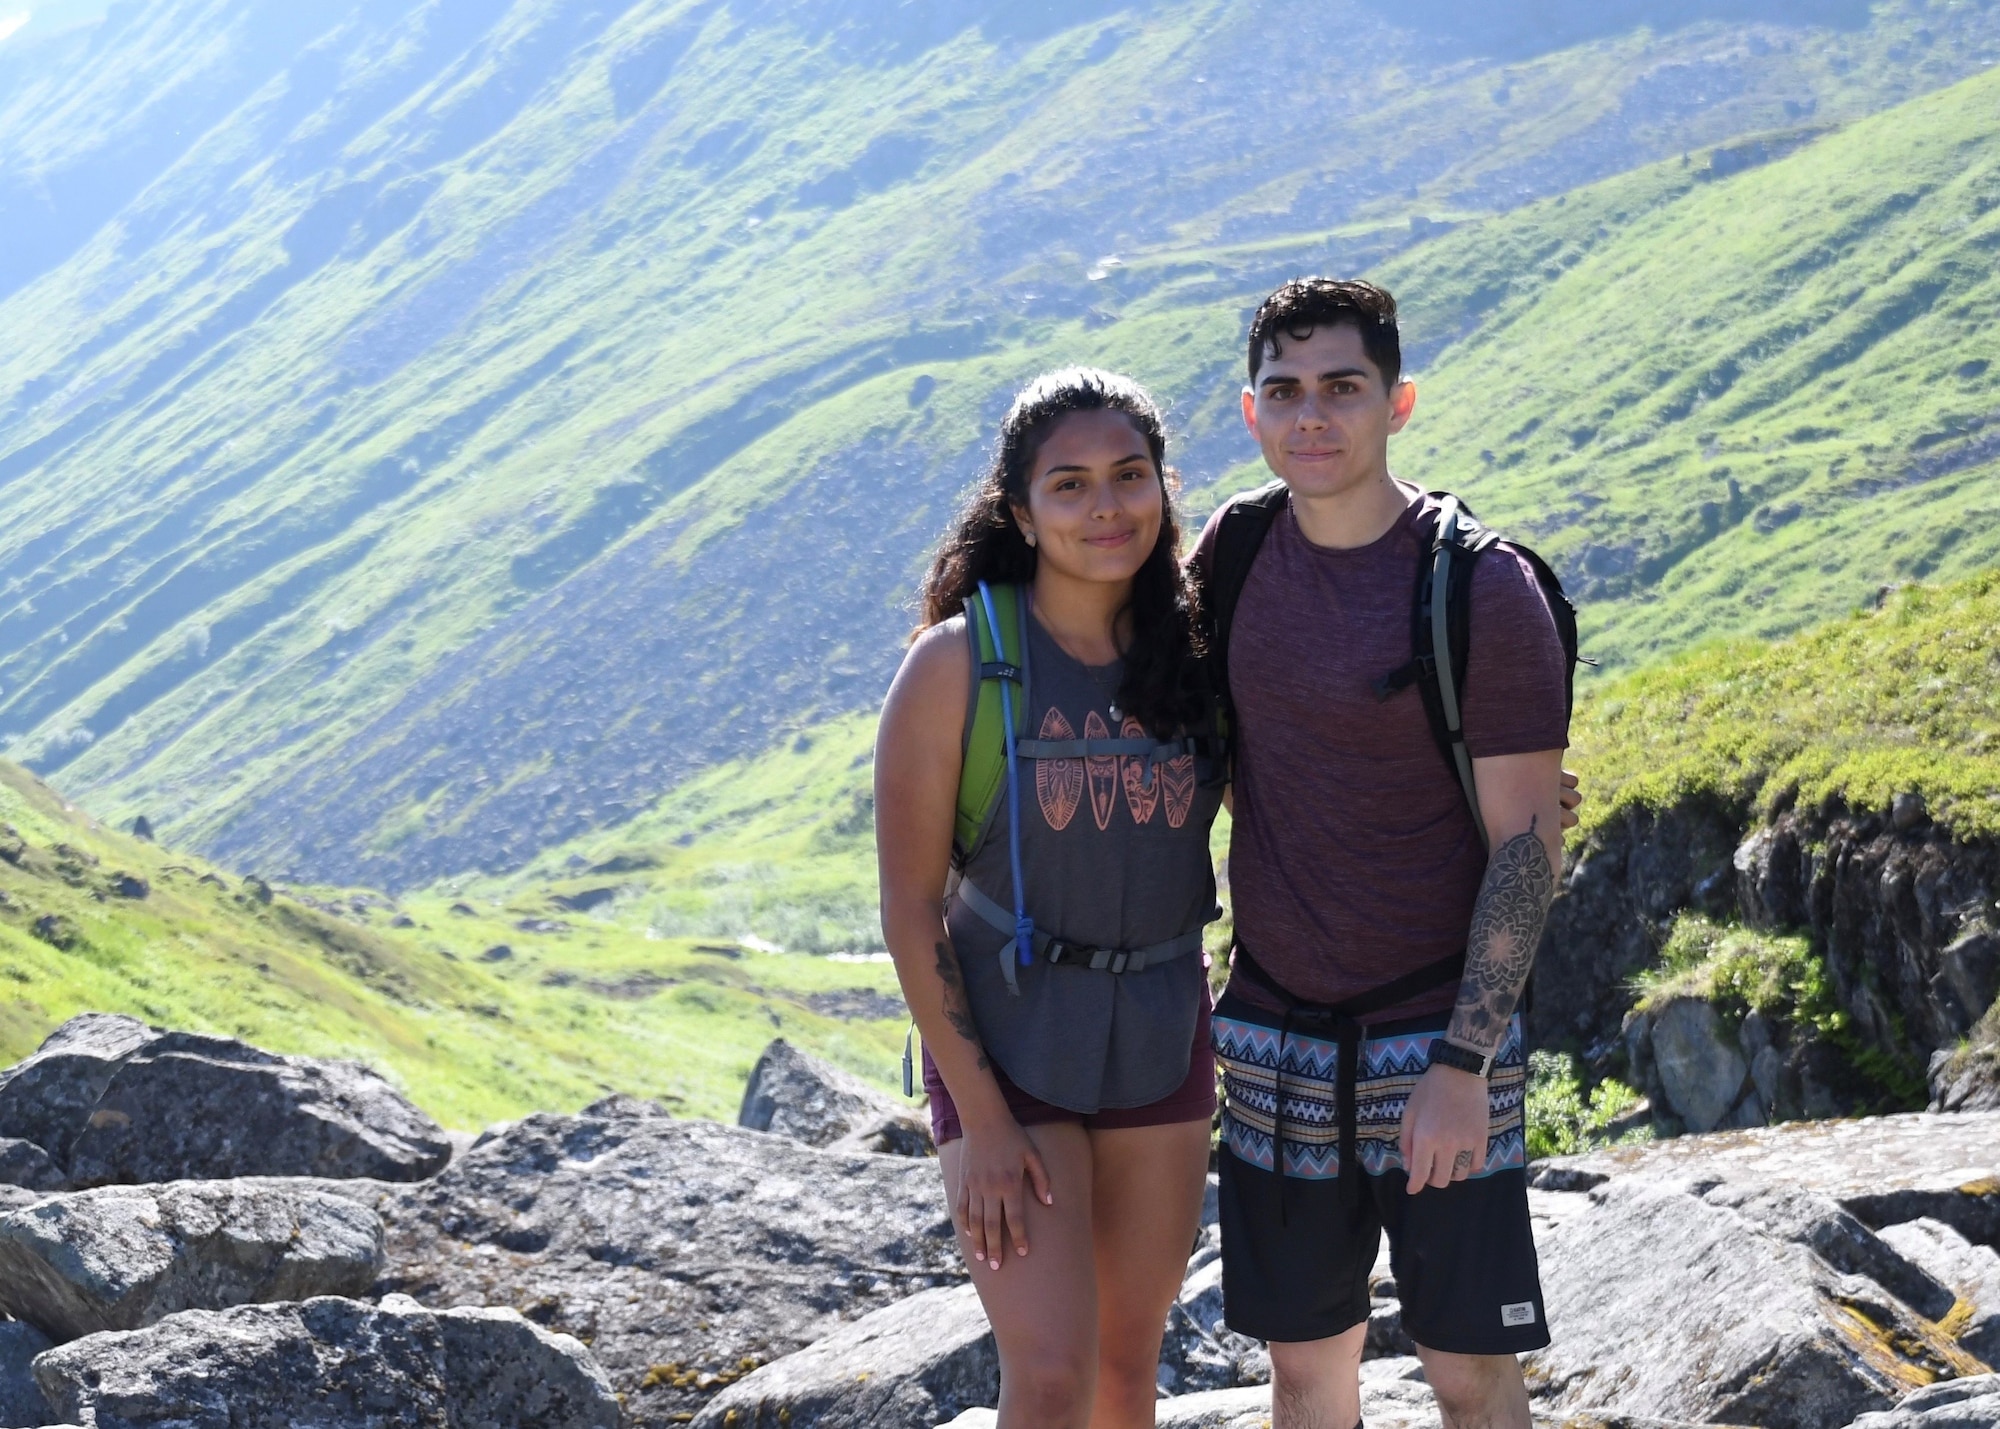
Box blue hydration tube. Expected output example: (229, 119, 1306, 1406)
(976, 581, 1035, 969)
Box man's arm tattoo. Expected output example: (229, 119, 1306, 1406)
(933, 940, 990, 1071)
(1447, 819, 1556, 1054)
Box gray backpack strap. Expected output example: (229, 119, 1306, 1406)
(1431, 496, 1487, 849)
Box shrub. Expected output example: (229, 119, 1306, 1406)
(1525, 1048, 1647, 1161)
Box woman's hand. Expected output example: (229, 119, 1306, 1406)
(1558, 767, 1584, 831)
(954, 1116, 1055, 1271)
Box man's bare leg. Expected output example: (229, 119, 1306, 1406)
(1266, 1323, 1365, 1429)
(1417, 1346, 1530, 1429)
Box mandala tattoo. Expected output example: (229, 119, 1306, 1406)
(934, 940, 990, 1070)
(1449, 820, 1556, 1055)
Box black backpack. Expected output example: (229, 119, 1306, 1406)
(1199, 481, 1582, 843)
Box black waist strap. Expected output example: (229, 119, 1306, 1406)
(1230, 943, 1466, 1210)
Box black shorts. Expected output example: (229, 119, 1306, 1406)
(1212, 991, 1550, 1355)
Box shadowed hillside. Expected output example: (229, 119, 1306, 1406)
(0, 0, 1996, 888)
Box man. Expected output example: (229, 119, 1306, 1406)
(1193, 278, 1570, 1429)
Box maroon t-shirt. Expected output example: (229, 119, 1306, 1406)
(1193, 486, 1569, 1024)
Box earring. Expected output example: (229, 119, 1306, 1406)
(1024, 532, 1036, 547)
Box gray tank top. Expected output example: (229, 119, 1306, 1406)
(947, 610, 1225, 1112)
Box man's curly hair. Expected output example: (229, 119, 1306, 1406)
(1247, 277, 1402, 390)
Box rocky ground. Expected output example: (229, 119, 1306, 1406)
(1, 1014, 1996, 1428)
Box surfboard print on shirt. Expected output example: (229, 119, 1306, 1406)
(1160, 746, 1197, 829)
(1083, 710, 1118, 831)
(1120, 716, 1159, 825)
(1035, 707, 1083, 831)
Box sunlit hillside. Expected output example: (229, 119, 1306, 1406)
(0, 0, 1994, 890)
(0, 760, 905, 1124)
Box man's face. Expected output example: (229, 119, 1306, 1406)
(1241, 323, 1416, 500)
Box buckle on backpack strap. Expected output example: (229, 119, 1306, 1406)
(1048, 938, 1124, 972)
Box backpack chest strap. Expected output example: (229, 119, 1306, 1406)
(1014, 735, 1200, 762)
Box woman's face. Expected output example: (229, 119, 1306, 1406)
(1011, 409, 1164, 586)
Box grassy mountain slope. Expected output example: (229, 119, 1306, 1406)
(1, 0, 1995, 888)
(0, 760, 907, 1125)
(1364, 64, 2000, 673)
(1566, 570, 2000, 841)
(496, 563, 2000, 959)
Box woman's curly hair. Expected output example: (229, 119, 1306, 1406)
(917, 368, 1208, 737)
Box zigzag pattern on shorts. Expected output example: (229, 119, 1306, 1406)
(1214, 1012, 1527, 1181)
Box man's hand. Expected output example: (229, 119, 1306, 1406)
(1399, 1060, 1489, 1193)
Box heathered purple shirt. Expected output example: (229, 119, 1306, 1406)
(1193, 486, 1569, 1024)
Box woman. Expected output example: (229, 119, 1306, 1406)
(875, 368, 1222, 1429)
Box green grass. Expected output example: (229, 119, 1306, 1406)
(1632, 914, 1836, 1035)
(1567, 571, 2000, 842)
(0, 0, 1994, 888)
(1524, 1050, 1646, 1162)
(0, 760, 908, 1126)
(465, 712, 885, 954)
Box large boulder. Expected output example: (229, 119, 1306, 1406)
(1931, 997, 2000, 1113)
(0, 1321, 53, 1429)
(1638, 997, 1762, 1132)
(690, 1282, 994, 1428)
(1158, 1254, 1269, 1396)
(0, 1015, 450, 1186)
(367, 1095, 963, 1426)
(0, 1143, 62, 1195)
(1530, 1111, 2000, 1247)
(1844, 1374, 2000, 1428)
(0, 1180, 383, 1341)
(1527, 1177, 1988, 1429)
(1876, 1218, 2000, 1365)
(738, 1038, 932, 1157)
(31, 1295, 618, 1429)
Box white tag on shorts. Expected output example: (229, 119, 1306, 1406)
(1501, 1301, 1537, 1327)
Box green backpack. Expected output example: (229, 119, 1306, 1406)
(953, 582, 1031, 864)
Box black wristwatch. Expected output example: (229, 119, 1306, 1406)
(1428, 1038, 1494, 1078)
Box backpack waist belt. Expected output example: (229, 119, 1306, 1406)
(956, 877, 1217, 994)
(1230, 942, 1466, 1213)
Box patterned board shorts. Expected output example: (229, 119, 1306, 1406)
(1212, 994, 1528, 1181)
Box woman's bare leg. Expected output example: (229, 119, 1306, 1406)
(1087, 1118, 1214, 1428)
(941, 1121, 1100, 1429)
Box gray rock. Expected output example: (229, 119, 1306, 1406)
(1698, 1183, 1957, 1321)
(0, 1014, 451, 1186)
(0, 1143, 62, 1195)
(0, 1016, 154, 1161)
(32, 1294, 618, 1428)
(0, 1190, 43, 1216)
(1877, 1219, 2000, 1365)
(951, 1383, 1728, 1429)
(1647, 997, 1756, 1132)
(1150, 1378, 1443, 1429)
(1529, 1111, 2000, 1247)
(1892, 793, 1930, 833)
(0, 1321, 53, 1429)
(738, 1038, 932, 1157)
(0, 1179, 383, 1341)
(1159, 1256, 1267, 1396)
(1844, 1374, 2000, 1429)
(1528, 1178, 1987, 1429)
(366, 1096, 963, 1426)
(1751, 1045, 1785, 1118)
(689, 1282, 995, 1428)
